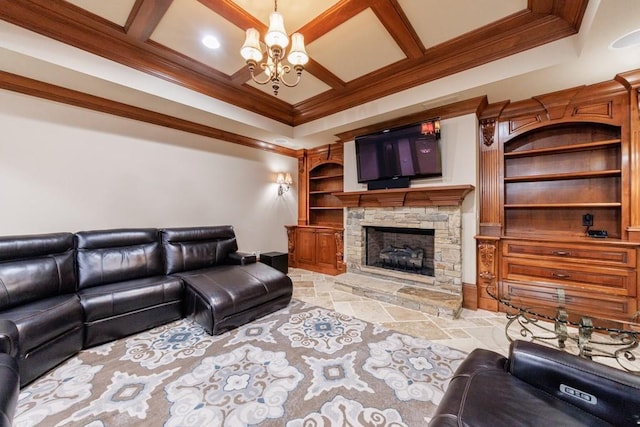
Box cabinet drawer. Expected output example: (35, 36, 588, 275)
(503, 241, 636, 268)
(502, 258, 636, 296)
(500, 280, 637, 319)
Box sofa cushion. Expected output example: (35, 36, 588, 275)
(76, 229, 163, 289)
(0, 353, 19, 427)
(177, 262, 292, 334)
(78, 276, 183, 322)
(0, 294, 83, 354)
(0, 233, 75, 310)
(161, 226, 238, 274)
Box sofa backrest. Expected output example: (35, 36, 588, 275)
(75, 228, 163, 289)
(161, 226, 238, 274)
(0, 233, 76, 310)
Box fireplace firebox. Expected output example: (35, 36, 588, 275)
(365, 226, 435, 276)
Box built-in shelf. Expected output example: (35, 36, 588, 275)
(309, 190, 337, 195)
(309, 173, 343, 180)
(333, 185, 474, 208)
(504, 139, 621, 158)
(504, 202, 622, 208)
(504, 170, 622, 182)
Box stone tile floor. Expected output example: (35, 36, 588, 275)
(289, 268, 511, 356)
(289, 268, 640, 373)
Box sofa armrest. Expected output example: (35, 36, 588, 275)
(226, 252, 257, 265)
(508, 340, 640, 426)
(0, 320, 19, 358)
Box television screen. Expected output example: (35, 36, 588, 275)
(355, 122, 442, 183)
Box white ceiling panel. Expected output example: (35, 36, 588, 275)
(247, 69, 331, 104)
(308, 8, 406, 82)
(150, 0, 247, 76)
(399, 0, 528, 49)
(64, 0, 136, 27)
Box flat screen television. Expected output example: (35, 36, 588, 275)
(355, 122, 442, 184)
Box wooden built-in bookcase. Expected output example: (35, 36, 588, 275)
(286, 143, 346, 275)
(476, 71, 640, 322)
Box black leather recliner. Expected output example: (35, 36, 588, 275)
(430, 340, 640, 427)
(76, 228, 184, 348)
(161, 226, 293, 335)
(0, 233, 84, 386)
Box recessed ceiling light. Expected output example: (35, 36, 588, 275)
(202, 35, 220, 50)
(610, 28, 640, 49)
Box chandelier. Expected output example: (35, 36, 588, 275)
(240, 0, 309, 96)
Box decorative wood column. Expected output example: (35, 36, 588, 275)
(475, 236, 499, 311)
(616, 70, 640, 242)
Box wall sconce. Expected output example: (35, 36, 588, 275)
(421, 118, 441, 139)
(276, 172, 293, 196)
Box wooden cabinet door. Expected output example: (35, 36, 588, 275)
(315, 229, 337, 269)
(296, 228, 316, 265)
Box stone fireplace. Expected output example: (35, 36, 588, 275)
(333, 185, 474, 318)
(346, 205, 462, 294)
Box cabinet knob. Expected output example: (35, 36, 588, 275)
(552, 272, 570, 279)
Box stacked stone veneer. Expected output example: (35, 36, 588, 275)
(345, 206, 462, 295)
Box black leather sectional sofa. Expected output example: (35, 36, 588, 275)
(0, 225, 292, 426)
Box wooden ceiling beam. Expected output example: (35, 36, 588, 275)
(372, 0, 424, 59)
(0, 0, 295, 125)
(125, 0, 174, 42)
(0, 0, 589, 129)
(292, 5, 586, 125)
(198, 0, 266, 32)
(295, 0, 370, 43)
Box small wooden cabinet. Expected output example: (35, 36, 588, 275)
(287, 143, 345, 275)
(288, 226, 343, 275)
(476, 75, 640, 322)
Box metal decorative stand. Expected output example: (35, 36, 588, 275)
(486, 287, 639, 374)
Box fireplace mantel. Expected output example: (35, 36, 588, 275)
(333, 185, 474, 207)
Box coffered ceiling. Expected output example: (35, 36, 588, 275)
(0, 0, 639, 152)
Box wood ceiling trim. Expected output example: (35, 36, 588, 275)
(0, 0, 588, 129)
(305, 59, 346, 90)
(295, 0, 371, 43)
(292, 6, 585, 125)
(0, 70, 297, 158)
(198, 0, 267, 33)
(125, 0, 173, 41)
(0, 0, 295, 124)
(334, 96, 488, 142)
(372, 0, 424, 59)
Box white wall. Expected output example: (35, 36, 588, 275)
(0, 90, 298, 253)
(343, 114, 479, 284)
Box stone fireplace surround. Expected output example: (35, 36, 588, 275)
(347, 206, 462, 293)
(333, 185, 474, 318)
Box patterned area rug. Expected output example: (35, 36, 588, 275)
(14, 299, 467, 426)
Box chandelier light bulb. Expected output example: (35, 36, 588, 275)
(240, 28, 263, 62)
(287, 33, 308, 66)
(264, 12, 288, 49)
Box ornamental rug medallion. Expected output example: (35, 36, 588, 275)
(14, 299, 467, 427)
